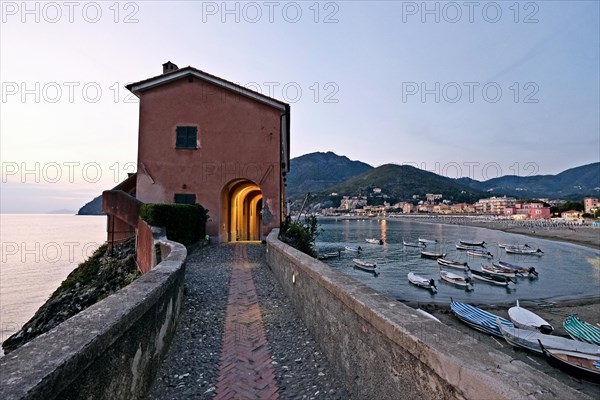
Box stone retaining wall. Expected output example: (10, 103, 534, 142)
(266, 230, 589, 400)
(0, 231, 187, 400)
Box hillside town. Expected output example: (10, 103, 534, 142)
(317, 191, 600, 223)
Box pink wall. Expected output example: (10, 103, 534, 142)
(135, 78, 284, 242)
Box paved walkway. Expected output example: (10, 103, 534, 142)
(146, 243, 348, 400)
(214, 245, 278, 399)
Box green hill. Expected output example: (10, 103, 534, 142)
(286, 152, 373, 198)
(311, 164, 484, 205)
(456, 162, 600, 199)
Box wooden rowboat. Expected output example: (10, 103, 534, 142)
(498, 318, 600, 355)
(437, 258, 468, 270)
(403, 240, 425, 248)
(460, 240, 486, 247)
(508, 300, 554, 334)
(467, 250, 493, 259)
(318, 251, 341, 260)
(439, 270, 472, 289)
(539, 341, 600, 383)
(495, 261, 539, 277)
(450, 299, 513, 338)
(564, 315, 600, 346)
(345, 245, 362, 253)
(421, 250, 446, 259)
(481, 264, 516, 278)
(505, 247, 544, 256)
(408, 272, 437, 292)
(467, 268, 514, 286)
(352, 258, 377, 273)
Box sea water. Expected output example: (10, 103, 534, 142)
(0, 214, 106, 347)
(317, 217, 600, 305)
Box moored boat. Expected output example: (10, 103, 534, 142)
(467, 249, 494, 259)
(495, 261, 539, 277)
(564, 315, 600, 346)
(505, 247, 544, 256)
(480, 264, 516, 278)
(498, 318, 600, 355)
(439, 270, 472, 289)
(499, 243, 531, 250)
(508, 300, 554, 334)
(408, 272, 437, 292)
(467, 268, 514, 286)
(460, 240, 486, 247)
(352, 258, 377, 273)
(421, 250, 446, 259)
(345, 245, 362, 252)
(455, 243, 476, 251)
(539, 341, 600, 383)
(403, 240, 425, 248)
(418, 238, 437, 244)
(366, 238, 383, 245)
(318, 251, 341, 260)
(437, 258, 468, 270)
(450, 299, 513, 337)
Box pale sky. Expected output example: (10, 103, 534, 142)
(1, 1, 599, 213)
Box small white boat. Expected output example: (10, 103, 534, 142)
(437, 258, 468, 270)
(366, 238, 383, 245)
(495, 261, 539, 277)
(467, 250, 494, 259)
(318, 251, 341, 260)
(498, 318, 600, 355)
(467, 269, 513, 286)
(418, 238, 437, 244)
(499, 243, 531, 250)
(508, 300, 554, 334)
(481, 264, 516, 278)
(460, 240, 486, 247)
(403, 240, 424, 248)
(440, 270, 472, 289)
(505, 247, 544, 256)
(345, 245, 362, 252)
(353, 258, 377, 273)
(408, 272, 437, 292)
(421, 250, 446, 259)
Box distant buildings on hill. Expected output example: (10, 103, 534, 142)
(317, 192, 600, 222)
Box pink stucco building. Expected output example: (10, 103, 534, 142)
(104, 62, 290, 249)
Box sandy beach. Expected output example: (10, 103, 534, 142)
(395, 215, 600, 250)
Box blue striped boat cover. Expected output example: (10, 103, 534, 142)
(451, 300, 514, 338)
(564, 315, 600, 346)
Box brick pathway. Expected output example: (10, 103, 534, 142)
(214, 244, 279, 400)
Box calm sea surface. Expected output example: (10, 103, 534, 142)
(0, 214, 106, 346)
(316, 218, 600, 305)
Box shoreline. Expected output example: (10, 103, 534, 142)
(391, 215, 600, 250)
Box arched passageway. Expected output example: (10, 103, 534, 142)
(222, 180, 263, 241)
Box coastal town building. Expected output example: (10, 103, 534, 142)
(561, 210, 582, 220)
(475, 196, 516, 214)
(104, 62, 290, 244)
(584, 197, 599, 213)
(504, 202, 551, 220)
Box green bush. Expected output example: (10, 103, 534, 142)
(279, 215, 321, 257)
(140, 203, 208, 246)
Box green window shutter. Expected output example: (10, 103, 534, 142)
(176, 126, 198, 149)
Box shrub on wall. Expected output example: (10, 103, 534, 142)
(140, 203, 208, 246)
(279, 215, 321, 257)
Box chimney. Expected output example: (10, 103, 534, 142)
(162, 61, 178, 74)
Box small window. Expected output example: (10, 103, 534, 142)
(174, 194, 196, 204)
(176, 126, 198, 149)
